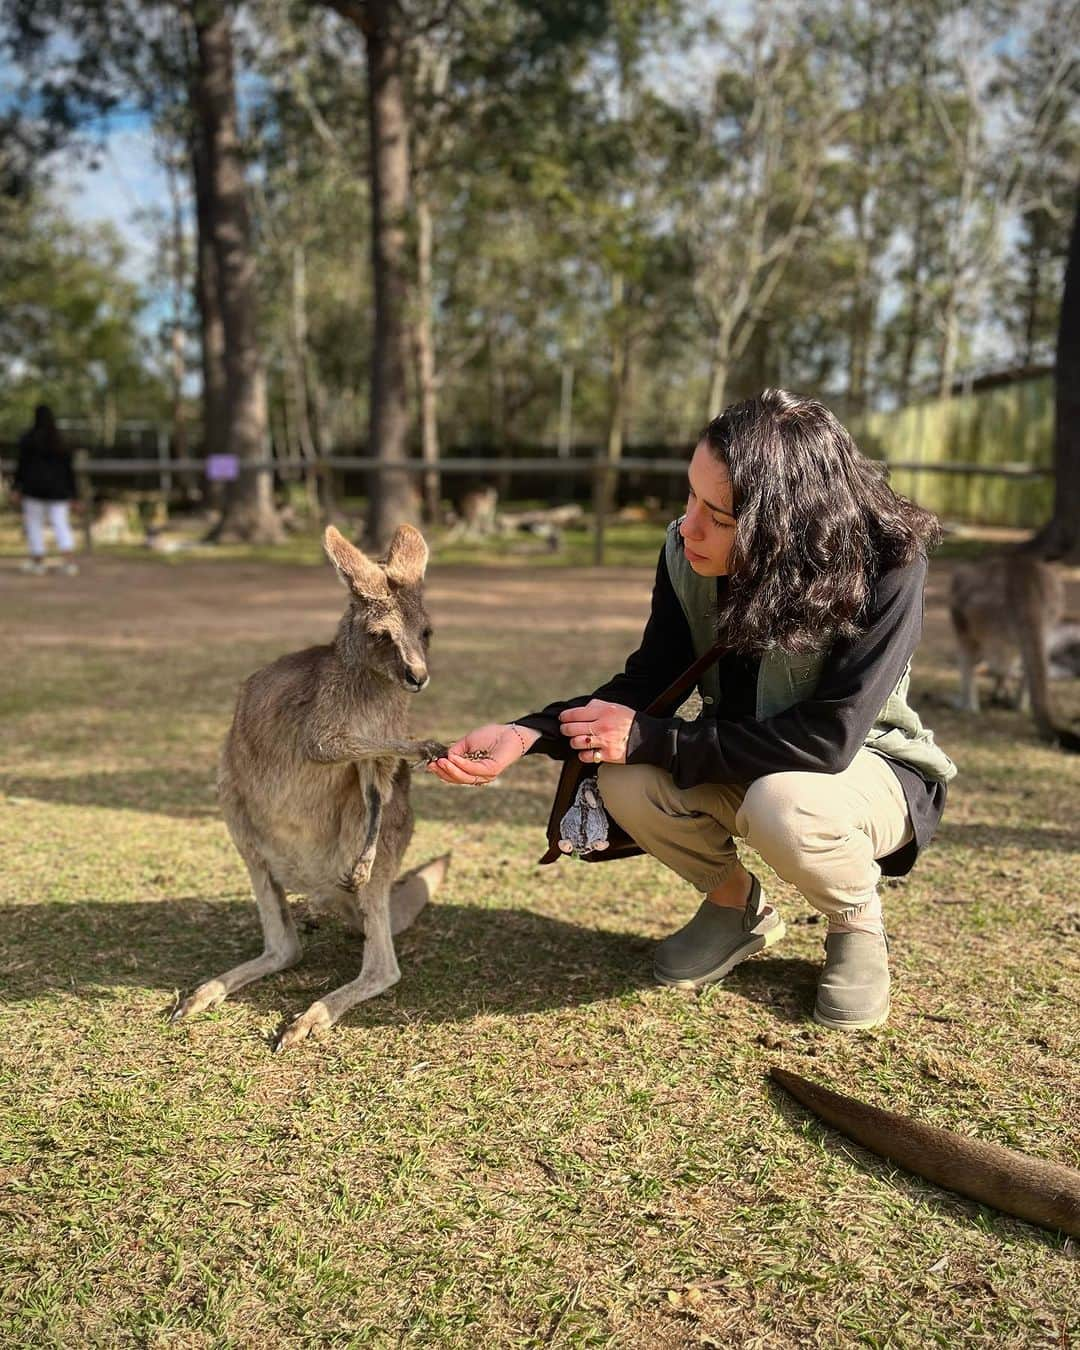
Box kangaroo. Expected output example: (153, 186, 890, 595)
(949, 552, 1080, 751)
(172, 523, 449, 1050)
(771, 1068, 1080, 1238)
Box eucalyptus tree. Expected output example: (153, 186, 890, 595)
(312, 0, 417, 549)
(993, 0, 1080, 367)
(914, 1, 1078, 399)
(190, 1, 282, 541)
(1033, 183, 1080, 560)
(0, 195, 164, 438)
(2, 0, 282, 540)
(684, 2, 849, 421)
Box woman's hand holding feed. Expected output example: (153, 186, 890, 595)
(559, 699, 635, 764)
(427, 722, 540, 786)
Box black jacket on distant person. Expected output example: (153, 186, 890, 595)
(13, 429, 76, 502)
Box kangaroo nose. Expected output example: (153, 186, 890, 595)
(403, 669, 429, 693)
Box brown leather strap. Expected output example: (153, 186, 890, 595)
(642, 638, 726, 715)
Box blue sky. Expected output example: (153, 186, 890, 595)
(59, 122, 170, 283)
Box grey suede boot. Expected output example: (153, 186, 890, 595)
(813, 930, 890, 1030)
(654, 875, 785, 988)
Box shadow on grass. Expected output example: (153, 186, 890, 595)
(3, 768, 548, 827)
(2, 768, 219, 818)
(726, 955, 822, 1025)
(0, 895, 650, 1020)
(0, 895, 824, 1025)
(941, 822, 1080, 854)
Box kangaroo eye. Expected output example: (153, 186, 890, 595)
(422, 627, 434, 642)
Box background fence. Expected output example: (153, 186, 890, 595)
(2, 374, 1057, 555)
(852, 373, 1054, 528)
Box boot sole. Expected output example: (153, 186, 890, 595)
(812, 999, 890, 1031)
(654, 920, 786, 990)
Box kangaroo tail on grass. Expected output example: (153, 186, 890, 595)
(390, 853, 451, 936)
(771, 1067, 1080, 1238)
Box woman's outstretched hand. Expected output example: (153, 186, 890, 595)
(558, 699, 635, 764)
(426, 722, 540, 786)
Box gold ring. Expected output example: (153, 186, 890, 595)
(593, 749, 602, 764)
(585, 734, 593, 748)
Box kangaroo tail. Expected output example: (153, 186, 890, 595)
(390, 852, 451, 935)
(771, 1068, 1080, 1238)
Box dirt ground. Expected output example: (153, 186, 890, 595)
(4, 548, 1077, 689)
(0, 549, 1003, 648)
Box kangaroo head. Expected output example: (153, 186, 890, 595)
(324, 524, 433, 692)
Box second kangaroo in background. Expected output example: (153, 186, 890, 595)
(172, 524, 449, 1050)
(949, 551, 1080, 752)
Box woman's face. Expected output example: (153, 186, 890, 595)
(680, 442, 737, 576)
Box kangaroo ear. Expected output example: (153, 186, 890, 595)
(384, 523, 429, 587)
(323, 525, 388, 599)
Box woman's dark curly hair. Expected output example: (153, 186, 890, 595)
(700, 389, 941, 654)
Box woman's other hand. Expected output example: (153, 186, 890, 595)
(427, 722, 539, 786)
(558, 699, 635, 764)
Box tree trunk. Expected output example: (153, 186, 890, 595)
(165, 150, 191, 495)
(1032, 187, 1080, 561)
(594, 272, 628, 553)
(847, 195, 870, 412)
(938, 279, 959, 402)
(289, 243, 321, 515)
(414, 181, 440, 524)
(898, 188, 927, 404)
(190, 123, 228, 465)
(1021, 211, 1046, 366)
(352, 0, 418, 550)
(192, 1, 281, 544)
(706, 324, 731, 421)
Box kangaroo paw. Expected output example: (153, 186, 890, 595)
(274, 1000, 334, 1052)
(170, 981, 226, 1022)
(339, 855, 375, 894)
(415, 739, 449, 765)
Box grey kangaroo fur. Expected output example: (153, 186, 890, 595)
(949, 551, 1080, 752)
(172, 523, 449, 1050)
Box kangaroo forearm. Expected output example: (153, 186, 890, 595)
(359, 785, 382, 857)
(305, 732, 437, 764)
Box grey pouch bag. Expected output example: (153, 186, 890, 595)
(557, 775, 611, 858)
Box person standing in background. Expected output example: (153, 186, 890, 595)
(11, 405, 79, 576)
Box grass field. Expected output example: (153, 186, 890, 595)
(1, 534, 1078, 1348)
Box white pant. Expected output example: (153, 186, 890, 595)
(22, 498, 75, 556)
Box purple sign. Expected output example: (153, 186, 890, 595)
(206, 454, 240, 483)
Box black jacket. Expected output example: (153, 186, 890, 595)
(516, 547, 946, 876)
(13, 430, 76, 502)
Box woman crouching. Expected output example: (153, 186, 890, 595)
(429, 389, 956, 1030)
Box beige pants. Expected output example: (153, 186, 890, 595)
(597, 749, 914, 922)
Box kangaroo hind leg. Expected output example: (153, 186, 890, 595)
(275, 886, 399, 1051)
(172, 856, 302, 1022)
